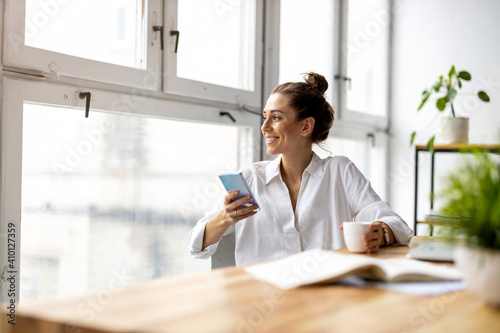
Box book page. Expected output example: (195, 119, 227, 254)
(374, 258, 461, 282)
(244, 250, 382, 289)
(244, 249, 461, 289)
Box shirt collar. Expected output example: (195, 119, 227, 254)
(265, 156, 282, 185)
(305, 152, 325, 178)
(265, 152, 325, 185)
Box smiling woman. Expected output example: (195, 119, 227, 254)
(188, 73, 414, 267)
(261, 73, 334, 210)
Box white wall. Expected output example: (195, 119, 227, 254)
(389, 0, 500, 234)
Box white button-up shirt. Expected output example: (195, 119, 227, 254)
(188, 153, 413, 266)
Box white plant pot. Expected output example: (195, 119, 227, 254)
(436, 117, 469, 144)
(455, 245, 500, 306)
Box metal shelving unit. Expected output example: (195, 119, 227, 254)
(414, 144, 500, 235)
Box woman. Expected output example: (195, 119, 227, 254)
(188, 73, 413, 266)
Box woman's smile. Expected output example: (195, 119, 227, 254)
(265, 136, 279, 144)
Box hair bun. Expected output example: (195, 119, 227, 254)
(303, 72, 328, 95)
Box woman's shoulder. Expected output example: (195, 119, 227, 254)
(321, 154, 353, 169)
(321, 154, 368, 184)
(319, 154, 366, 180)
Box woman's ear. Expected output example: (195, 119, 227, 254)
(301, 117, 315, 137)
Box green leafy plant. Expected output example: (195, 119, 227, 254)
(410, 65, 490, 152)
(439, 151, 500, 250)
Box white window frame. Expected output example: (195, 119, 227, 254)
(334, 0, 389, 129)
(163, 0, 264, 108)
(3, 0, 163, 90)
(262, 0, 389, 129)
(0, 76, 262, 312)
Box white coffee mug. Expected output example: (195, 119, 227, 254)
(342, 222, 372, 253)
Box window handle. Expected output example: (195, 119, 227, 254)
(170, 30, 180, 53)
(334, 75, 352, 90)
(367, 133, 375, 147)
(220, 111, 236, 123)
(153, 26, 164, 50)
(79, 92, 91, 118)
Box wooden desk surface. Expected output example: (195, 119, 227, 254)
(2, 236, 500, 333)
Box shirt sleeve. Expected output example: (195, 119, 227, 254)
(342, 160, 413, 245)
(187, 199, 235, 259)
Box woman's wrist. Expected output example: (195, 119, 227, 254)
(381, 223, 395, 246)
(203, 211, 233, 249)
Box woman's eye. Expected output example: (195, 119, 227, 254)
(262, 114, 280, 121)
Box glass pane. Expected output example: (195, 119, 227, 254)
(25, 0, 146, 69)
(279, 0, 335, 103)
(177, 0, 256, 90)
(346, 0, 389, 116)
(21, 103, 251, 301)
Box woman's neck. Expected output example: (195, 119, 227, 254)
(280, 149, 313, 181)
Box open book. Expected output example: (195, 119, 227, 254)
(244, 249, 461, 289)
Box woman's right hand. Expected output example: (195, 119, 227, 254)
(222, 191, 259, 224)
(202, 191, 259, 249)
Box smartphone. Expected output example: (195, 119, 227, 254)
(218, 172, 260, 211)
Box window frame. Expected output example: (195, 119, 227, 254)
(334, 0, 390, 129)
(163, 0, 264, 108)
(3, 0, 163, 90)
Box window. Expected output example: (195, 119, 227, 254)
(2, 78, 260, 301)
(5, 0, 161, 88)
(5, 0, 264, 105)
(177, 0, 256, 90)
(25, 0, 146, 69)
(345, 0, 389, 117)
(164, 0, 263, 107)
(278, 0, 335, 105)
(338, 0, 390, 127)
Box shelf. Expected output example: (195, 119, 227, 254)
(416, 220, 460, 226)
(416, 219, 460, 236)
(415, 143, 500, 151)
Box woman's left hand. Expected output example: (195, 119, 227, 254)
(363, 221, 386, 253)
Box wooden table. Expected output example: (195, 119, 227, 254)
(2, 236, 500, 333)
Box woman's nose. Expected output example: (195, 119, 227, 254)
(261, 117, 270, 132)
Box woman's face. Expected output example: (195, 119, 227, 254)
(261, 93, 306, 156)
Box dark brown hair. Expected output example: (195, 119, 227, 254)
(272, 72, 335, 143)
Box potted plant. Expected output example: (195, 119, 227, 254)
(439, 150, 500, 306)
(410, 65, 490, 153)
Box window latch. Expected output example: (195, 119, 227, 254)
(334, 75, 352, 90)
(170, 30, 180, 53)
(153, 26, 164, 50)
(367, 133, 375, 147)
(220, 111, 236, 123)
(79, 92, 91, 118)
